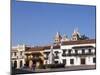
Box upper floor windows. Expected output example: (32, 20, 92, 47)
(14, 52, 17, 56)
(82, 49, 85, 54)
(75, 50, 78, 54)
(62, 49, 67, 56)
(20, 51, 23, 56)
(54, 51, 59, 56)
(62, 49, 66, 54)
(88, 49, 91, 53)
(68, 49, 71, 54)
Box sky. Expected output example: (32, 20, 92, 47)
(12, 0, 96, 46)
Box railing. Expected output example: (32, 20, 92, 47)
(62, 52, 95, 57)
(11, 56, 18, 59)
(62, 54, 67, 56)
(54, 56, 59, 59)
(67, 52, 95, 56)
(18, 56, 24, 59)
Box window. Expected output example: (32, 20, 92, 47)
(20, 60, 23, 68)
(88, 49, 91, 53)
(70, 59, 74, 64)
(45, 53, 49, 60)
(55, 51, 59, 56)
(14, 52, 16, 56)
(75, 50, 78, 54)
(45, 52, 49, 57)
(68, 49, 71, 54)
(62, 49, 67, 56)
(55, 39, 59, 42)
(62, 59, 66, 64)
(93, 57, 96, 63)
(20, 51, 23, 56)
(62, 49, 66, 54)
(82, 49, 85, 54)
(14, 61, 17, 68)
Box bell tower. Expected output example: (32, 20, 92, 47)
(54, 32, 62, 44)
(71, 28, 80, 41)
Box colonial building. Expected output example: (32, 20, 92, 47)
(44, 29, 96, 67)
(11, 45, 26, 69)
(24, 46, 44, 69)
(11, 45, 45, 69)
(11, 29, 96, 69)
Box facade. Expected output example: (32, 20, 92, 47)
(24, 46, 44, 69)
(11, 45, 25, 69)
(44, 29, 96, 67)
(44, 39, 95, 66)
(11, 45, 44, 69)
(11, 29, 96, 69)
(61, 39, 95, 66)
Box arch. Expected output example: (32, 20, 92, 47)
(25, 60, 29, 67)
(14, 61, 17, 68)
(20, 60, 23, 68)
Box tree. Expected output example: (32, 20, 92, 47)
(79, 34, 89, 40)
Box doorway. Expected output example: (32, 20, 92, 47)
(14, 61, 17, 68)
(81, 58, 85, 65)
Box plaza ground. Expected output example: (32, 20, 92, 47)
(12, 65, 96, 75)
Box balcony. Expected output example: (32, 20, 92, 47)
(11, 56, 18, 60)
(62, 54, 67, 56)
(66, 52, 95, 56)
(18, 56, 24, 59)
(54, 56, 59, 59)
(61, 51, 95, 57)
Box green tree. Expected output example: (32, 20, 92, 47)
(79, 34, 89, 40)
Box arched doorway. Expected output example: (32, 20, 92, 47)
(20, 60, 23, 68)
(14, 61, 17, 68)
(25, 60, 29, 67)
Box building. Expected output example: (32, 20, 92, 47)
(44, 29, 96, 67)
(11, 45, 25, 69)
(24, 46, 44, 69)
(11, 29, 96, 69)
(11, 45, 44, 69)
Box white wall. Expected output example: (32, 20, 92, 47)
(61, 44, 95, 49)
(44, 43, 96, 66)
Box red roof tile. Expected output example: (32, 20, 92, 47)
(61, 39, 95, 45)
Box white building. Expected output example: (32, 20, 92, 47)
(11, 29, 96, 69)
(60, 39, 95, 66)
(11, 45, 26, 69)
(44, 30, 96, 67)
(44, 45, 61, 64)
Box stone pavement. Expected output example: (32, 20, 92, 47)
(14, 65, 96, 74)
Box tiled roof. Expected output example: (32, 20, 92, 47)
(25, 39, 95, 52)
(25, 46, 44, 52)
(25, 45, 61, 52)
(43, 45, 51, 49)
(53, 45, 60, 49)
(72, 46, 95, 49)
(61, 39, 95, 45)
